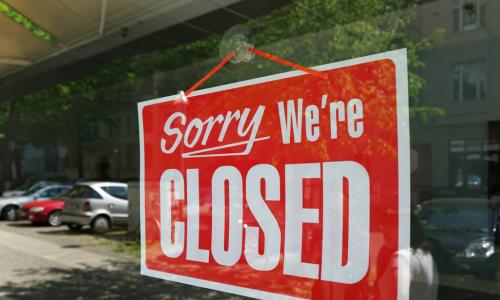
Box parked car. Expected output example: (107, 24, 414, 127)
(18, 188, 72, 226)
(61, 182, 128, 233)
(416, 198, 500, 280)
(2, 180, 60, 197)
(0, 184, 71, 221)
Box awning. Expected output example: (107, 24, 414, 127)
(0, 0, 291, 101)
(0, 0, 275, 96)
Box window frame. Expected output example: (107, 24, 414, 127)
(454, 0, 481, 32)
(452, 59, 485, 102)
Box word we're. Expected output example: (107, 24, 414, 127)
(278, 95, 364, 144)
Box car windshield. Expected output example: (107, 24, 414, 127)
(20, 183, 45, 196)
(64, 185, 102, 199)
(417, 205, 493, 234)
(53, 187, 71, 199)
(64, 186, 80, 198)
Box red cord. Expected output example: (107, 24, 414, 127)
(184, 50, 236, 97)
(183, 47, 327, 98)
(249, 47, 328, 80)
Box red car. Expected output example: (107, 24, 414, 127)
(19, 199, 64, 226)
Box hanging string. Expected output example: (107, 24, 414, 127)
(184, 50, 236, 97)
(248, 47, 328, 80)
(182, 48, 327, 99)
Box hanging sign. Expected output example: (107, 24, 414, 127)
(138, 49, 410, 299)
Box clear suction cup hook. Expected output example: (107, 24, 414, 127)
(219, 25, 255, 72)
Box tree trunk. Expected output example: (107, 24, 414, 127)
(1, 99, 19, 191)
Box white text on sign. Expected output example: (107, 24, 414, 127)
(159, 95, 364, 158)
(277, 96, 364, 144)
(159, 161, 370, 284)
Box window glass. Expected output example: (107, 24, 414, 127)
(1, 0, 500, 299)
(21, 182, 49, 196)
(453, 61, 485, 102)
(101, 186, 128, 200)
(53, 186, 71, 199)
(45, 188, 61, 198)
(417, 200, 492, 233)
(66, 185, 102, 199)
(454, 0, 481, 31)
(38, 189, 51, 198)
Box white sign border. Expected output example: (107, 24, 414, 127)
(137, 49, 410, 300)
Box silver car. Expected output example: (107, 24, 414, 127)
(0, 184, 71, 221)
(61, 182, 128, 233)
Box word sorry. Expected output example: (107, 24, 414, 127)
(160, 106, 267, 158)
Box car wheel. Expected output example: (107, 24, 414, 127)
(2, 206, 17, 221)
(67, 224, 83, 231)
(47, 210, 62, 227)
(92, 216, 110, 234)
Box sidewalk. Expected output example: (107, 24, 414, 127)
(0, 229, 118, 270)
(0, 224, 243, 300)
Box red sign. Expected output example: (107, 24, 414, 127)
(138, 50, 410, 299)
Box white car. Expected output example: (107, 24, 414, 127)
(0, 184, 70, 221)
(2, 180, 59, 197)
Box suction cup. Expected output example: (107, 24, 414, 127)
(219, 25, 255, 72)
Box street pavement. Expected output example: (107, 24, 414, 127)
(1, 221, 498, 300)
(0, 221, 244, 300)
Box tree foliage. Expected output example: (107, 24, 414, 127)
(4, 0, 445, 149)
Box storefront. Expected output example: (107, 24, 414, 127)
(0, 0, 499, 299)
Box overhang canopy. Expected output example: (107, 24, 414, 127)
(0, 0, 289, 100)
(1, 0, 208, 77)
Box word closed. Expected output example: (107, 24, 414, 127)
(160, 162, 369, 283)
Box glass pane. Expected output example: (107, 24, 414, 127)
(102, 186, 128, 200)
(1, 1, 500, 299)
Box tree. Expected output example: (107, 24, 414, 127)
(0, 0, 445, 180)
